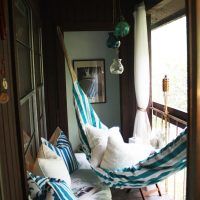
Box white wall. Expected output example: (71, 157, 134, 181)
(64, 31, 121, 150)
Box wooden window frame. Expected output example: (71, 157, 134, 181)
(149, 11, 188, 128)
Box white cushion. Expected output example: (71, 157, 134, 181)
(85, 124, 121, 167)
(33, 144, 71, 186)
(100, 133, 154, 170)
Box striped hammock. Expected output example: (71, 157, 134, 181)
(73, 80, 187, 188)
(57, 27, 187, 188)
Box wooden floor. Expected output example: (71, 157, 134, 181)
(111, 187, 173, 200)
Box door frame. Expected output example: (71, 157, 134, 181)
(186, 0, 200, 199)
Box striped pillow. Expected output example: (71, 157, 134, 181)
(27, 171, 77, 200)
(46, 181, 78, 200)
(41, 132, 78, 173)
(27, 171, 57, 199)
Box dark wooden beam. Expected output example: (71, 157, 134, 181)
(186, 0, 200, 199)
(119, 3, 137, 142)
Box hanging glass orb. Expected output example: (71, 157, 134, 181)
(114, 16, 130, 38)
(110, 58, 124, 74)
(106, 32, 121, 48)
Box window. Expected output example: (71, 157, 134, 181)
(151, 16, 187, 113)
(150, 16, 187, 200)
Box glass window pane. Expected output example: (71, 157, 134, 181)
(34, 54, 42, 86)
(21, 98, 37, 154)
(151, 17, 187, 112)
(16, 43, 32, 98)
(15, 0, 30, 46)
(25, 135, 37, 163)
(38, 118, 45, 141)
(20, 101, 31, 142)
(36, 88, 42, 117)
(33, 23, 40, 54)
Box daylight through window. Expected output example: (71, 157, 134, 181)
(151, 16, 187, 112)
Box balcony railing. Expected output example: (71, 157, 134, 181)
(150, 103, 187, 200)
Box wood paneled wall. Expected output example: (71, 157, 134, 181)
(42, 0, 68, 139)
(0, 0, 26, 199)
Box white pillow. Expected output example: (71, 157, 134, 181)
(33, 144, 71, 186)
(33, 158, 71, 186)
(37, 144, 58, 159)
(100, 133, 154, 170)
(85, 124, 121, 167)
(75, 153, 91, 169)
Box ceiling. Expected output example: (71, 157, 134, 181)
(41, 0, 185, 31)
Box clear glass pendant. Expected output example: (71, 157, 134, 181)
(110, 58, 124, 74)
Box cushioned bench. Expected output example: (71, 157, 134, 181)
(72, 153, 112, 200)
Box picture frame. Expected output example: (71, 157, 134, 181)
(73, 59, 106, 103)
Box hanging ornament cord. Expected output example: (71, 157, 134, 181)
(112, 0, 116, 26)
(118, 0, 122, 19)
(113, 0, 122, 26)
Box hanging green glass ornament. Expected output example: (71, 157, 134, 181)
(114, 16, 130, 38)
(106, 32, 121, 48)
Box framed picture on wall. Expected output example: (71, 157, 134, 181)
(73, 59, 106, 104)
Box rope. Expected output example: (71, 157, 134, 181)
(137, 107, 147, 112)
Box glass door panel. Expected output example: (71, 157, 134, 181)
(16, 43, 32, 98)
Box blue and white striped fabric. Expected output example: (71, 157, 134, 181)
(42, 132, 78, 174)
(27, 171, 46, 199)
(47, 181, 78, 200)
(72, 80, 187, 188)
(27, 171, 58, 199)
(27, 171, 77, 200)
(73, 80, 108, 158)
(92, 129, 187, 188)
